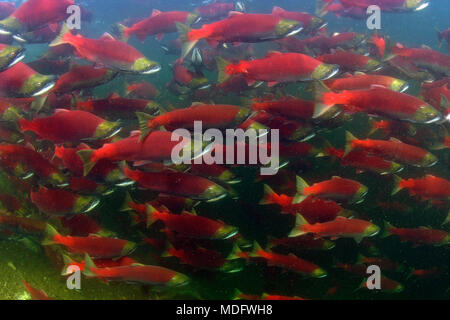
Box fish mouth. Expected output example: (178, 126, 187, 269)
(141, 64, 161, 74)
(0, 27, 11, 35)
(414, 2, 429, 11)
(7, 50, 25, 68)
(285, 26, 304, 37)
(197, 84, 211, 90)
(32, 81, 56, 97)
(321, 65, 340, 80)
(12, 34, 27, 43)
(399, 83, 409, 93)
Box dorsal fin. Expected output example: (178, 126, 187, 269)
(99, 32, 116, 41)
(228, 11, 244, 17)
(272, 6, 286, 14)
(151, 9, 162, 17)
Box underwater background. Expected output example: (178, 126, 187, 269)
(0, 0, 448, 300)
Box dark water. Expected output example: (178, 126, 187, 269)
(0, 0, 448, 300)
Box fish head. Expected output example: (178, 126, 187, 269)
(388, 162, 404, 174)
(48, 172, 69, 187)
(365, 59, 382, 72)
(73, 195, 100, 213)
(186, 12, 201, 26)
(144, 101, 161, 115)
(213, 224, 239, 240)
(363, 223, 380, 238)
(167, 273, 190, 287)
(104, 168, 127, 185)
(390, 79, 409, 92)
(121, 241, 137, 256)
(308, 16, 327, 32)
(0, 45, 25, 71)
(275, 19, 303, 38)
(354, 184, 368, 203)
(234, 107, 252, 124)
(188, 75, 210, 90)
(0, 16, 21, 35)
(93, 121, 122, 140)
(404, 0, 429, 11)
(20, 73, 56, 97)
(132, 57, 161, 75)
(311, 63, 340, 81)
(419, 152, 438, 167)
(311, 268, 327, 278)
(412, 104, 442, 124)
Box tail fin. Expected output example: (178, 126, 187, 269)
(259, 184, 277, 205)
(161, 243, 174, 258)
(145, 204, 160, 228)
(249, 242, 264, 258)
(49, 23, 71, 47)
(316, 0, 332, 17)
(293, 176, 309, 204)
(42, 224, 59, 246)
(226, 244, 244, 260)
(135, 112, 154, 141)
(344, 131, 357, 156)
(83, 254, 97, 277)
(176, 22, 198, 58)
(312, 81, 336, 119)
(380, 221, 394, 238)
(76, 149, 96, 176)
(391, 175, 404, 195)
(216, 56, 232, 84)
(117, 24, 129, 43)
(288, 215, 309, 237)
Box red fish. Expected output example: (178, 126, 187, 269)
(44, 224, 136, 259)
(320, 86, 442, 124)
(217, 51, 339, 86)
(126, 81, 160, 100)
(250, 96, 341, 121)
(324, 73, 408, 92)
(0, 62, 55, 97)
(177, 12, 303, 57)
(30, 186, 99, 216)
(295, 175, 368, 203)
(137, 102, 251, 139)
(50, 27, 161, 75)
(0, 144, 66, 185)
(122, 166, 228, 202)
(240, 242, 327, 278)
(290, 215, 380, 243)
(383, 222, 449, 245)
(0, 0, 73, 35)
(75, 93, 160, 119)
(52, 64, 118, 94)
(77, 130, 193, 175)
(345, 131, 437, 167)
(147, 205, 237, 240)
(392, 175, 450, 200)
(82, 254, 190, 287)
(119, 10, 199, 42)
(318, 51, 381, 72)
(391, 44, 450, 76)
(19, 109, 121, 143)
(261, 185, 348, 223)
(271, 6, 326, 33)
(195, 2, 240, 20)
